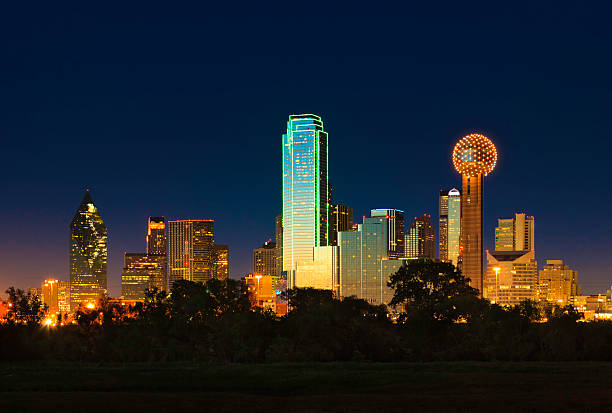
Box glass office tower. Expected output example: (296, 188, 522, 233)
(70, 190, 107, 310)
(168, 220, 215, 286)
(282, 114, 329, 287)
(371, 209, 404, 258)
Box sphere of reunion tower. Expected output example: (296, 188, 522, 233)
(452, 133, 497, 177)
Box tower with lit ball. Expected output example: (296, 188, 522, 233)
(452, 134, 497, 295)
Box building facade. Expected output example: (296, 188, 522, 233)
(121, 253, 166, 300)
(253, 241, 277, 276)
(146, 216, 167, 291)
(339, 214, 403, 305)
(538, 260, 579, 306)
(42, 279, 59, 314)
(214, 244, 229, 280)
(329, 204, 353, 246)
(439, 189, 461, 266)
(484, 250, 538, 306)
(275, 214, 283, 276)
(406, 214, 436, 260)
(371, 209, 405, 259)
(70, 190, 107, 310)
(294, 246, 339, 292)
(495, 213, 534, 252)
(282, 114, 329, 288)
(168, 220, 215, 285)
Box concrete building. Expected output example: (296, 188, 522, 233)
(537, 260, 580, 306)
(484, 250, 538, 306)
(329, 204, 353, 246)
(406, 214, 436, 260)
(168, 220, 215, 285)
(253, 241, 277, 276)
(495, 213, 534, 252)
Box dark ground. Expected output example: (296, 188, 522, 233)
(1, 362, 611, 412)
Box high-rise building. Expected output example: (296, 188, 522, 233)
(282, 114, 329, 288)
(495, 213, 535, 252)
(439, 189, 461, 266)
(371, 209, 404, 259)
(538, 260, 580, 306)
(168, 220, 215, 286)
(484, 250, 538, 306)
(214, 244, 229, 280)
(294, 246, 339, 292)
(57, 281, 70, 313)
(70, 190, 107, 310)
(339, 214, 404, 305)
(121, 253, 167, 300)
(275, 215, 283, 276)
(452, 134, 498, 294)
(329, 204, 353, 246)
(253, 241, 277, 276)
(147, 217, 167, 255)
(406, 214, 436, 260)
(42, 279, 59, 314)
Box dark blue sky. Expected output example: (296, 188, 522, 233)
(1, 3, 611, 296)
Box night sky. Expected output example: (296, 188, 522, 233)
(1, 4, 611, 296)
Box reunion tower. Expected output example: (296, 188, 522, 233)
(452, 133, 497, 295)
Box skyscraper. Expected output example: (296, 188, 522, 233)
(495, 213, 535, 252)
(406, 214, 436, 260)
(282, 114, 329, 287)
(339, 214, 403, 305)
(439, 189, 461, 266)
(121, 253, 166, 300)
(484, 250, 538, 306)
(538, 260, 580, 306)
(253, 241, 277, 276)
(168, 220, 215, 286)
(371, 209, 404, 259)
(329, 204, 353, 246)
(275, 215, 283, 276)
(146, 217, 167, 291)
(452, 134, 498, 294)
(70, 190, 107, 310)
(42, 279, 59, 314)
(213, 244, 229, 280)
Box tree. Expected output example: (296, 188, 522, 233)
(387, 259, 478, 322)
(4, 287, 47, 325)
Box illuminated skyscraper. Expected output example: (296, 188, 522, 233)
(254, 241, 277, 276)
(146, 217, 167, 291)
(57, 281, 70, 312)
(168, 220, 214, 286)
(275, 215, 283, 276)
(282, 114, 329, 287)
(70, 190, 107, 310)
(439, 189, 461, 266)
(329, 204, 353, 246)
(371, 209, 404, 259)
(452, 134, 498, 294)
(121, 253, 166, 300)
(42, 279, 59, 314)
(495, 213, 534, 252)
(538, 260, 579, 306)
(406, 214, 436, 260)
(485, 250, 537, 306)
(213, 244, 229, 280)
(339, 214, 403, 305)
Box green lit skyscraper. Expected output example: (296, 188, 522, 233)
(70, 190, 107, 310)
(282, 114, 329, 287)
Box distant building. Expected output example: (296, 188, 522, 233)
(168, 220, 215, 286)
(406, 214, 436, 260)
(275, 215, 283, 276)
(439, 189, 461, 266)
(371, 209, 405, 259)
(282, 114, 329, 288)
(57, 281, 70, 312)
(495, 213, 534, 252)
(244, 273, 287, 315)
(214, 244, 229, 280)
(70, 190, 107, 311)
(329, 205, 353, 246)
(339, 213, 404, 305)
(42, 280, 59, 314)
(537, 260, 580, 306)
(28, 287, 43, 300)
(294, 246, 339, 292)
(253, 241, 277, 276)
(121, 253, 166, 300)
(146, 217, 167, 291)
(484, 250, 538, 306)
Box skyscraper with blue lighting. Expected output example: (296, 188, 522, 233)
(282, 114, 329, 287)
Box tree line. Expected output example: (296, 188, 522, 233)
(2, 259, 611, 363)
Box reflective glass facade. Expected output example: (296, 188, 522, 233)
(447, 189, 461, 266)
(371, 209, 404, 259)
(294, 246, 339, 292)
(70, 190, 107, 310)
(406, 214, 436, 259)
(282, 114, 329, 287)
(168, 220, 215, 286)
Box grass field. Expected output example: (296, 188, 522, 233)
(1, 362, 611, 412)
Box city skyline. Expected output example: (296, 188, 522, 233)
(1, 5, 611, 297)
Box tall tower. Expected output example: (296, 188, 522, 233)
(70, 190, 107, 310)
(282, 114, 329, 287)
(329, 205, 354, 246)
(406, 214, 436, 259)
(439, 189, 461, 266)
(371, 209, 405, 259)
(452, 133, 497, 295)
(147, 217, 167, 291)
(495, 213, 534, 252)
(168, 220, 214, 286)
